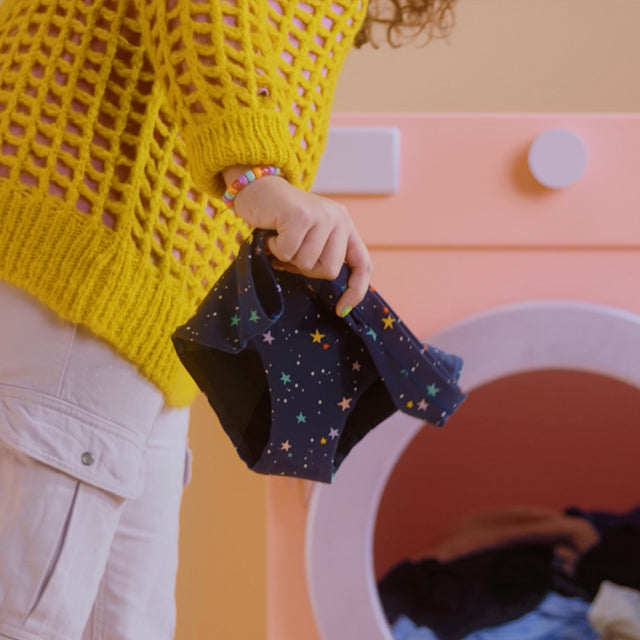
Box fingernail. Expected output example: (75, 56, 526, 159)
(340, 305, 353, 318)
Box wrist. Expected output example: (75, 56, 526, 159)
(222, 164, 253, 188)
(222, 165, 282, 209)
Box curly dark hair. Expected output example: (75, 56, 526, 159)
(354, 0, 457, 48)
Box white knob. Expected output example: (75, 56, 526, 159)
(527, 129, 587, 189)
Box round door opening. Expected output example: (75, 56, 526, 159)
(374, 368, 640, 581)
(306, 302, 640, 640)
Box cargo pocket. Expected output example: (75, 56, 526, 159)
(0, 385, 147, 499)
(0, 385, 165, 639)
(0, 439, 125, 640)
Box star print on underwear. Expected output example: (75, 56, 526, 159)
(172, 229, 466, 483)
(382, 315, 396, 330)
(427, 383, 440, 397)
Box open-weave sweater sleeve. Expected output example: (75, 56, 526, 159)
(0, 0, 369, 406)
(135, 0, 300, 193)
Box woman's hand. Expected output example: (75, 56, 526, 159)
(223, 167, 373, 317)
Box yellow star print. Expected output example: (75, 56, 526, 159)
(310, 328, 326, 343)
(320, 437, 327, 445)
(406, 400, 414, 409)
(382, 315, 396, 330)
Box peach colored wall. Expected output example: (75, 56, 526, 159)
(267, 112, 640, 640)
(334, 0, 640, 113)
(175, 395, 267, 640)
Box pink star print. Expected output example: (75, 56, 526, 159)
(337, 397, 352, 411)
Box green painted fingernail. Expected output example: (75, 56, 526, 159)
(340, 305, 353, 318)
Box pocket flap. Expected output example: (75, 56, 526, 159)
(0, 386, 145, 499)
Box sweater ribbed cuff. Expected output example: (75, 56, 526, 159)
(184, 111, 301, 197)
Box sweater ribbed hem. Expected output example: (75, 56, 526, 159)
(184, 110, 301, 195)
(0, 188, 217, 407)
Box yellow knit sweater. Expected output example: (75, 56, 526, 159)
(0, 0, 368, 406)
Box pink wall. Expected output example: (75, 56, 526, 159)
(334, 114, 640, 249)
(267, 113, 640, 640)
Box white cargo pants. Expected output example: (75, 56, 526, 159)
(0, 280, 191, 640)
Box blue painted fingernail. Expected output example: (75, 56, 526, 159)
(340, 305, 353, 318)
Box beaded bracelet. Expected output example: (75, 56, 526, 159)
(222, 165, 282, 208)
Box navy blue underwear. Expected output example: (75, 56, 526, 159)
(173, 230, 466, 483)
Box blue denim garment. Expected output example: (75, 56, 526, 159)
(393, 616, 440, 640)
(391, 593, 598, 640)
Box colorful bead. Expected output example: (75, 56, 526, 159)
(222, 165, 281, 208)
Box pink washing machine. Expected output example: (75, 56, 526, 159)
(267, 113, 640, 640)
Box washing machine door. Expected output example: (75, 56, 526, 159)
(306, 301, 640, 640)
